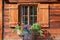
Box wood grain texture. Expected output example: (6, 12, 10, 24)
(37, 4, 49, 27)
(0, 0, 2, 40)
(4, 3, 60, 39)
(50, 4, 60, 28)
(9, 0, 57, 2)
(50, 4, 60, 9)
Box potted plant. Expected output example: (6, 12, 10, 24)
(30, 23, 43, 36)
(30, 23, 44, 40)
(13, 24, 32, 40)
(13, 24, 24, 36)
(13, 23, 45, 40)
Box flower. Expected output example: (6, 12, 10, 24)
(24, 24, 31, 29)
(17, 29, 20, 35)
(18, 22, 21, 24)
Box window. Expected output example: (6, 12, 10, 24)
(18, 6, 37, 25)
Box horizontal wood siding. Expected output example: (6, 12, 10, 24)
(50, 4, 60, 28)
(0, 0, 2, 40)
(4, 3, 60, 39)
(9, 0, 57, 2)
(50, 4, 60, 8)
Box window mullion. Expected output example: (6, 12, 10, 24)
(33, 6, 34, 23)
(21, 6, 23, 25)
(28, 6, 30, 25)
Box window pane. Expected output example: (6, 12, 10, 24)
(29, 6, 33, 15)
(29, 16, 37, 25)
(30, 21, 34, 25)
(23, 16, 28, 24)
(34, 6, 37, 15)
(34, 16, 37, 22)
(21, 6, 28, 15)
(30, 16, 34, 25)
(29, 6, 37, 15)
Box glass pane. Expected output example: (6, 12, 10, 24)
(23, 21, 27, 25)
(21, 6, 28, 15)
(29, 6, 34, 15)
(34, 16, 37, 23)
(29, 16, 34, 25)
(30, 16, 37, 25)
(30, 20, 34, 25)
(34, 6, 37, 15)
(23, 16, 28, 25)
(29, 6, 37, 15)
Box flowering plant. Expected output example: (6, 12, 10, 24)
(13, 24, 24, 35)
(30, 23, 43, 36)
(13, 23, 44, 36)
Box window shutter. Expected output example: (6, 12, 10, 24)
(9, 4, 18, 27)
(9, 9, 18, 27)
(37, 4, 49, 27)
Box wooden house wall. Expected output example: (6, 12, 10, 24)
(50, 4, 60, 28)
(4, 3, 60, 39)
(8, 0, 57, 2)
(0, 0, 2, 40)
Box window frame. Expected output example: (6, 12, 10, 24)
(18, 5, 37, 25)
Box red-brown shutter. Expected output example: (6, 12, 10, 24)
(9, 4, 18, 27)
(37, 4, 49, 27)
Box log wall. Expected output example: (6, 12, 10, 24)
(3, 3, 60, 39)
(0, 0, 2, 40)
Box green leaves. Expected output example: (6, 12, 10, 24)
(13, 24, 21, 32)
(30, 23, 41, 31)
(30, 23, 43, 36)
(38, 30, 43, 36)
(20, 29, 24, 35)
(13, 24, 24, 35)
(13, 23, 44, 36)
(15, 24, 21, 30)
